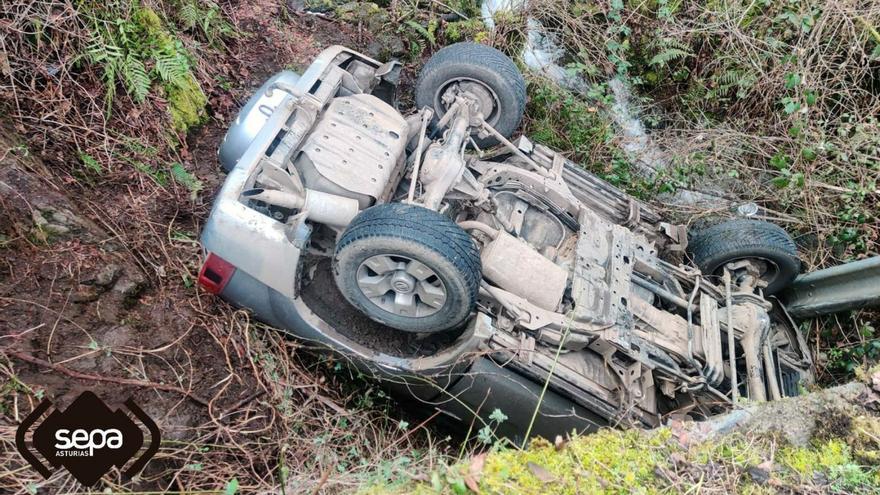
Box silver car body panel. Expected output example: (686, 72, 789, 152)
(218, 70, 301, 172)
(202, 95, 302, 298)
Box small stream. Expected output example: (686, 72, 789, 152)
(484, 2, 736, 208)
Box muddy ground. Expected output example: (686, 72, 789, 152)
(0, 4, 439, 493)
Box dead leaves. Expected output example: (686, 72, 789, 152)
(463, 453, 486, 493)
(526, 461, 557, 484)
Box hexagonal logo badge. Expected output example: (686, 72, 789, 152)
(15, 391, 160, 486)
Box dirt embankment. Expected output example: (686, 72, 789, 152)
(0, 3, 434, 493)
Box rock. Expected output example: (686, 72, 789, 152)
(113, 271, 147, 303)
(83, 263, 123, 288)
(32, 208, 70, 235)
(676, 382, 870, 447)
(0, 157, 104, 244)
(72, 263, 124, 304)
(747, 465, 771, 485)
(71, 287, 102, 303)
(366, 33, 406, 59)
(286, 0, 305, 12)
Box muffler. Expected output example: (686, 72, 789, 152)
(242, 188, 359, 227)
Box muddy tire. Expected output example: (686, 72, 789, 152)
(414, 42, 526, 148)
(333, 204, 481, 333)
(688, 219, 800, 295)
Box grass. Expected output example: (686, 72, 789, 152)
(367, 420, 880, 494)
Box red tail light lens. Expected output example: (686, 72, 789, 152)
(198, 253, 236, 294)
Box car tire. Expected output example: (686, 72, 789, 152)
(414, 42, 526, 148)
(333, 203, 481, 333)
(687, 219, 800, 295)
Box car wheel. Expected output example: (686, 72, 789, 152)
(414, 42, 526, 148)
(687, 219, 800, 295)
(333, 203, 481, 333)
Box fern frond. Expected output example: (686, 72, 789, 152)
(649, 48, 692, 67)
(171, 162, 204, 198)
(717, 69, 742, 87)
(78, 152, 103, 174)
(409, 37, 427, 58)
(179, 2, 199, 30)
(85, 41, 108, 63)
(202, 8, 217, 38)
(155, 51, 189, 86)
(661, 37, 689, 51)
(123, 54, 150, 103)
(713, 68, 757, 99)
(85, 36, 123, 64)
(404, 20, 435, 46)
(102, 57, 119, 114)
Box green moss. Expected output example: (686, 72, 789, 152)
(166, 74, 207, 132)
(690, 434, 766, 467)
(135, 8, 208, 132)
(363, 429, 675, 494)
(848, 415, 880, 468)
(779, 439, 850, 477)
(365, 424, 880, 494)
(480, 429, 672, 494)
(134, 6, 163, 31)
(137, 7, 206, 131)
(444, 18, 490, 43)
(84, 6, 206, 132)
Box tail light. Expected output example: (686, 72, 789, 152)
(198, 253, 236, 294)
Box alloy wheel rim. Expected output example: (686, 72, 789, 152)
(356, 254, 448, 317)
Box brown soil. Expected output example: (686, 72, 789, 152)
(0, 4, 434, 493)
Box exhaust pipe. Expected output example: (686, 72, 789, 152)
(242, 188, 304, 209)
(242, 188, 360, 227)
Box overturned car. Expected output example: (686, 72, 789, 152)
(199, 43, 814, 440)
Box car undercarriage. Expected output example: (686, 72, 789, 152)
(200, 43, 814, 439)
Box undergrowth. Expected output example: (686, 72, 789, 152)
(368, 420, 880, 494)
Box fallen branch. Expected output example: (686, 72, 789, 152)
(4, 349, 210, 407)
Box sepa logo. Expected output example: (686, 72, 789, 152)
(15, 391, 160, 486)
(54, 427, 124, 456)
